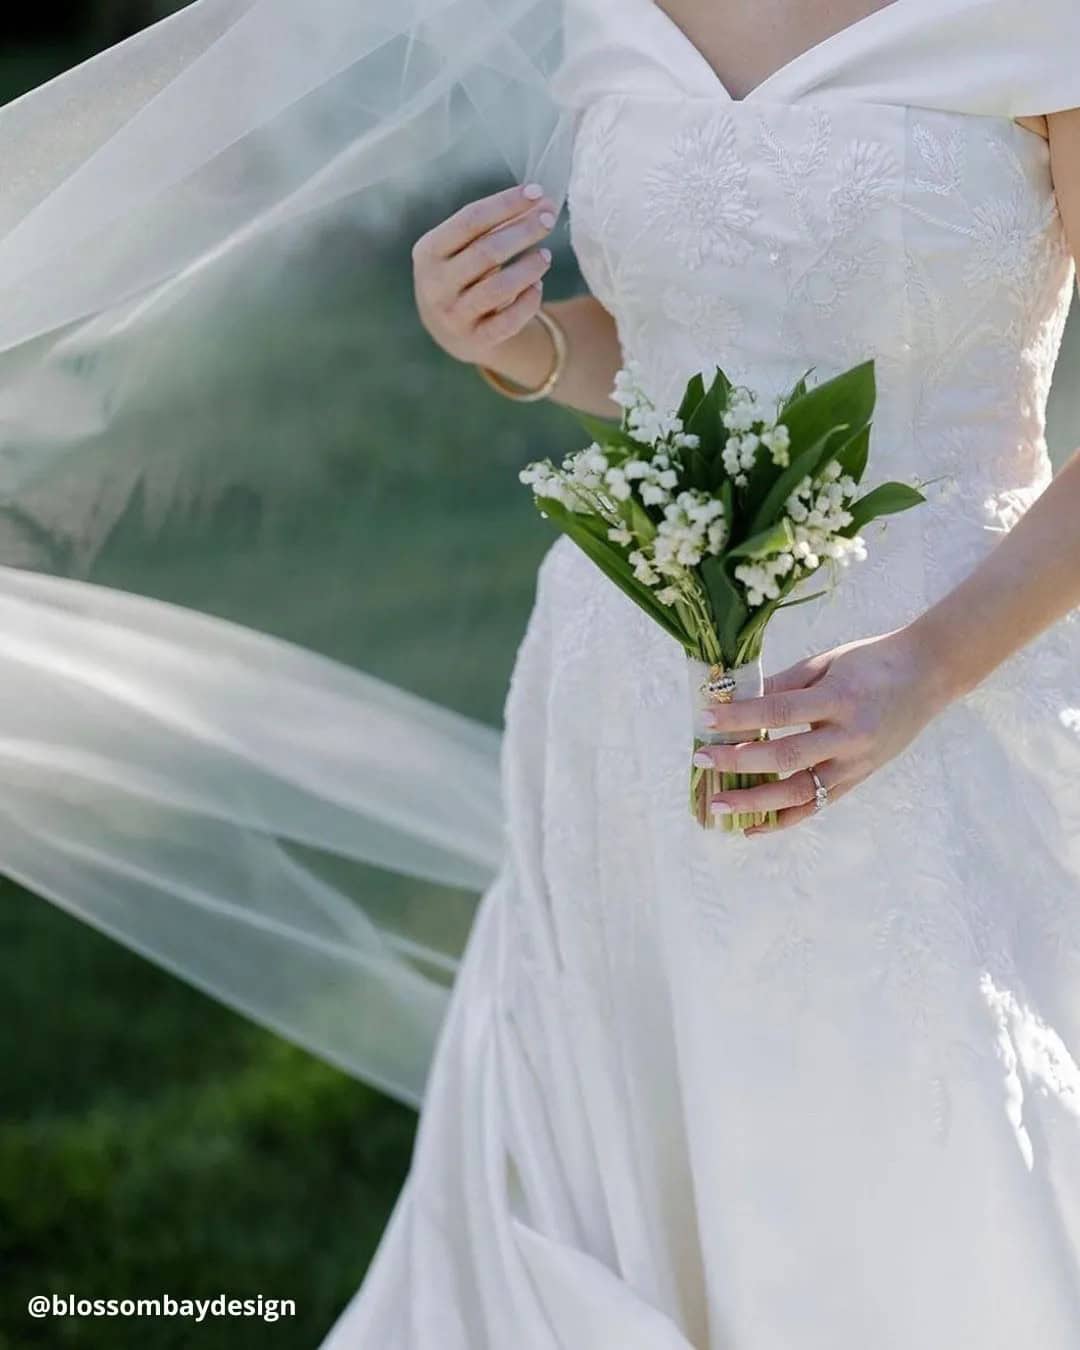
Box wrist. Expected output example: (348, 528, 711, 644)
(476, 307, 563, 396)
(901, 608, 976, 712)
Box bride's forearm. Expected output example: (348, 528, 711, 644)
(481, 293, 625, 418)
(907, 444, 1080, 703)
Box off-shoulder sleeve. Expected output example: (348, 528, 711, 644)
(763, 0, 1080, 118)
(556, 0, 1080, 119)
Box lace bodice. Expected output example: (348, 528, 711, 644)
(567, 97, 1073, 565)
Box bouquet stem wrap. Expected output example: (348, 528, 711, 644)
(686, 653, 779, 832)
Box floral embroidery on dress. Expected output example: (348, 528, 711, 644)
(565, 96, 624, 315)
(640, 113, 760, 270)
(911, 121, 963, 196)
(660, 283, 744, 358)
(757, 105, 831, 239)
(779, 128, 897, 357)
(825, 137, 896, 232)
(964, 186, 1060, 298)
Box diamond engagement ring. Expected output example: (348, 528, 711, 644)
(808, 766, 829, 812)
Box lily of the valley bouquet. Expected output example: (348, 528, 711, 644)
(519, 357, 928, 831)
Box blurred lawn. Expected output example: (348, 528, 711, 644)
(1, 32, 1078, 1350)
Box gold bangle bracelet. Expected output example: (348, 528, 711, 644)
(475, 306, 568, 403)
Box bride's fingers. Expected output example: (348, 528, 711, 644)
(455, 247, 552, 322)
(742, 768, 852, 834)
(709, 766, 829, 816)
(695, 725, 849, 776)
(743, 796, 819, 833)
(705, 680, 843, 737)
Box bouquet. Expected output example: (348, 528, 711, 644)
(519, 357, 928, 831)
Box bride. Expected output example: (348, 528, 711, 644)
(2, 0, 1079, 1345)
(324, 1, 1080, 1347)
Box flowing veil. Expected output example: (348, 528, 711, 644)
(0, 0, 587, 1111)
(1, 0, 1078, 1111)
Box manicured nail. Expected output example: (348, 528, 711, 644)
(692, 751, 713, 768)
(539, 211, 556, 229)
(710, 800, 733, 815)
(522, 182, 545, 199)
(539, 247, 552, 262)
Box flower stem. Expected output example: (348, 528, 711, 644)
(690, 740, 777, 832)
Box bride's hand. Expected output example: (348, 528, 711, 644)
(411, 182, 558, 366)
(695, 626, 954, 835)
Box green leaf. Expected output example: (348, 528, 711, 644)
(840, 480, 927, 536)
(535, 496, 688, 645)
(719, 477, 735, 536)
(828, 423, 870, 484)
(570, 409, 642, 456)
(726, 516, 795, 560)
(698, 555, 748, 668)
(704, 364, 733, 413)
(746, 427, 841, 536)
(572, 407, 619, 441)
(735, 438, 784, 524)
(677, 371, 706, 425)
(774, 586, 830, 611)
(779, 366, 816, 415)
(625, 495, 657, 541)
(732, 563, 821, 659)
(778, 359, 876, 450)
(684, 367, 732, 483)
(720, 475, 734, 514)
(683, 445, 713, 490)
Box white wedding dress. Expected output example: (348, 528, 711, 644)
(323, 4, 1080, 1346)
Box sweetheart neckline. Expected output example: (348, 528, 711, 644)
(643, 0, 908, 103)
(638, 1, 1048, 138)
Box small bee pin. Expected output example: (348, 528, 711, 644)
(699, 664, 737, 703)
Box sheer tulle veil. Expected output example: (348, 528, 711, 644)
(1, 0, 1078, 1110)
(0, 0, 587, 1110)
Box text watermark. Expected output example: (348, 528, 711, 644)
(28, 1294, 296, 1324)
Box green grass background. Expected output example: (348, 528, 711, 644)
(1, 28, 1078, 1350)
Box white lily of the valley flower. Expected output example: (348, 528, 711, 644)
(760, 423, 791, 467)
(628, 549, 660, 586)
(604, 467, 632, 501)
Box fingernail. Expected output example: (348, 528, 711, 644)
(710, 800, 733, 815)
(522, 182, 545, 199)
(692, 751, 713, 768)
(539, 211, 556, 229)
(539, 246, 552, 263)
